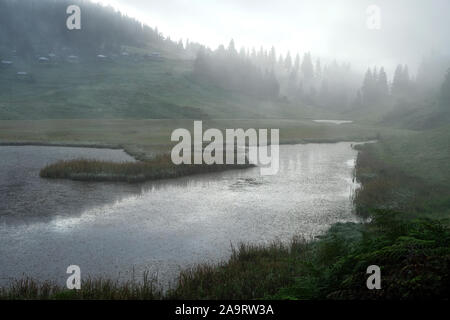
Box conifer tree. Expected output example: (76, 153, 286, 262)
(362, 68, 375, 103)
(315, 59, 322, 79)
(377, 67, 389, 98)
(284, 52, 292, 71)
(293, 54, 300, 72)
(301, 52, 314, 81)
(392, 64, 404, 96)
(440, 68, 450, 108)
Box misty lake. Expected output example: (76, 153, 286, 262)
(0, 143, 362, 287)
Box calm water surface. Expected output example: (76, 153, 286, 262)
(313, 120, 353, 124)
(0, 143, 361, 287)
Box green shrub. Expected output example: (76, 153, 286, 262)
(276, 210, 450, 300)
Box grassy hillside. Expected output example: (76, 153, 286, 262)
(0, 55, 333, 120)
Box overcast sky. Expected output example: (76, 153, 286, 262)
(92, 0, 450, 73)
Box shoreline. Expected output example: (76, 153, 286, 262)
(2, 139, 372, 183)
(0, 136, 377, 151)
(0, 141, 151, 162)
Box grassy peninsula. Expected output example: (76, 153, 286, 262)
(39, 153, 254, 183)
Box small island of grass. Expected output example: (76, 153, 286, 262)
(40, 154, 254, 183)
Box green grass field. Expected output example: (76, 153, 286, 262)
(0, 118, 415, 160)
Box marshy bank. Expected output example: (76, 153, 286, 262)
(353, 137, 450, 220)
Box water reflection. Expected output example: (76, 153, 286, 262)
(0, 146, 141, 225)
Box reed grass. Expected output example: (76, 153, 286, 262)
(0, 272, 162, 300)
(166, 237, 311, 300)
(40, 154, 253, 183)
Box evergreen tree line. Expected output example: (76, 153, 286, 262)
(360, 64, 409, 104)
(196, 40, 450, 110)
(234, 44, 450, 112)
(238, 45, 360, 109)
(0, 0, 181, 58)
(193, 40, 361, 106)
(193, 40, 280, 98)
(357, 67, 390, 105)
(356, 55, 450, 110)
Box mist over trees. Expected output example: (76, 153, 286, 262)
(359, 67, 389, 105)
(440, 68, 450, 108)
(1, 0, 449, 119)
(417, 53, 450, 95)
(356, 55, 449, 111)
(193, 40, 280, 98)
(391, 64, 411, 98)
(0, 0, 184, 59)
(193, 42, 362, 109)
